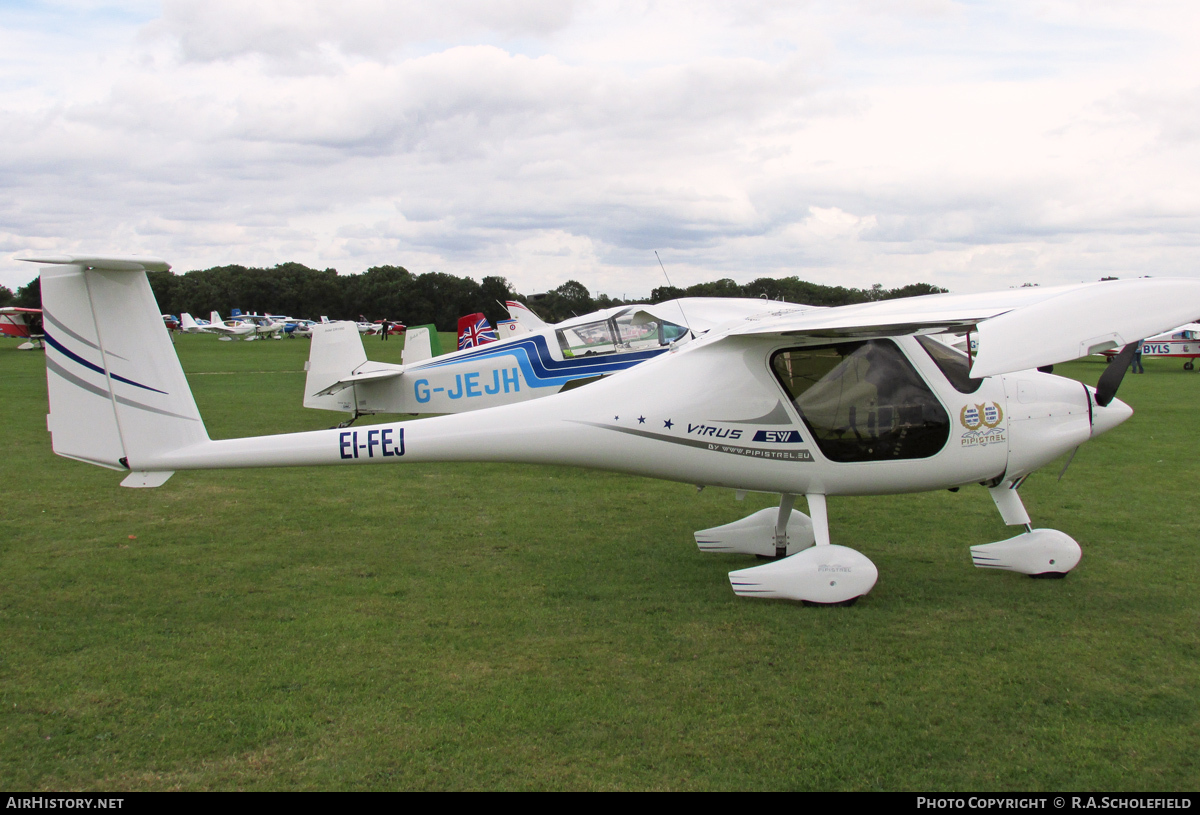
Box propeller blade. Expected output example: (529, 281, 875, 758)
(1094, 340, 1141, 407)
(1057, 446, 1080, 481)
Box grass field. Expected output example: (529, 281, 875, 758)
(1, 333, 1197, 791)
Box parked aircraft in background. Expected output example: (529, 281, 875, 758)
(182, 312, 323, 339)
(495, 316, 524, 338)
(504, 300, 545, 335)
(182, 311, 286, 340)
(179, 313, 212, 334)
(196, 311, 256, 339)
(1101, 323, 1200, 370)
(29, 253, 1200, 606)
(239, 314, 288, 339)
(303, 297, 791, 420)
(0, 307, 43, 349)
(373, 319, 405, 336)
(285, 319, 319, 338)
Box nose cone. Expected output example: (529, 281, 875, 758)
(1091, 395, 1133, 438)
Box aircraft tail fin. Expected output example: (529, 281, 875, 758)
(180, 312, 200, 331)
(402, 326, 434, 365)
(495, 317, 527, 338)
(31, 255, 208, 483)
(210, 310, 223, 326)
(457, 313, 498, 349)
(304, 322, 368, 412)
(506, 299, 548, 331)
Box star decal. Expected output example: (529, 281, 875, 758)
(663, 419, 674, 429)
(614, 415, 619, 420)
(637, 416, 645, 424)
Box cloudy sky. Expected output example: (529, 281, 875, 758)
(2, 1, 1199, 298)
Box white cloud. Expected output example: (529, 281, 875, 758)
(151, 0, 579, 63)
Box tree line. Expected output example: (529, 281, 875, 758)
(3, 262, 947, 331)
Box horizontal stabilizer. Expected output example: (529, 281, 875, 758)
(121, 470, 175, 488)
(315, 368, 404, 397)
(20, 254, 170, 272)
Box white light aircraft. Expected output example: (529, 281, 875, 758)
(26, 253, 1200, 606)
(1101, 323, 1200, 370)
(239, 314, 288, 339)
(504, 299, 545, 335)
(1, 306, 43, 349)
(197, 310, 257, 339)
(304, 297, 788, 419)
(189, 311, 286, 340)
(178, 313, 212, 334)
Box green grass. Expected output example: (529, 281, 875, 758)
(1, 334, 1197, 790)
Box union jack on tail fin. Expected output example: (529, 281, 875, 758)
(457, 313, 497, 349)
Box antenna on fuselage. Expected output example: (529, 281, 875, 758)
(655, 250, 692, 342)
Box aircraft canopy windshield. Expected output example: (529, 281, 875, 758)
(556, 310, 687, 357)
(771, 340, 950, 463)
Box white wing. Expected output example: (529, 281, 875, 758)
(724, 278, 1200, 377)
(634, 297, 820, 335)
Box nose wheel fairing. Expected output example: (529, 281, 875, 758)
(971, 529, 1081, 577)
(974, 479, 1083, 578)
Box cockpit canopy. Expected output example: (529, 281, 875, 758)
(771, 339, 952, 463)
(556, 309, 688, 357)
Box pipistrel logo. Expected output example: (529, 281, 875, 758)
(959, 402, 1005, 448)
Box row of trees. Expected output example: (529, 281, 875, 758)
(144, 263, 519, 332)
(0, 280, 40, 310)
(5, 262, 947, 331)
(527, 277, 947, 324)
(650, 278, 946, 308)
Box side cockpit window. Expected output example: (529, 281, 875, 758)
(614, 312, 663, 350)
(915, 334, 983, 394)
(557, 320, 618, 357)
(613, 310, 689, 348)
(558, 312, 690, 357)
(771, 340, 950, 462)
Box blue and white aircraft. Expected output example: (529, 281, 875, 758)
(303, 298, 795, 418)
